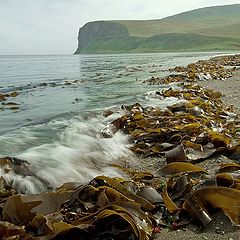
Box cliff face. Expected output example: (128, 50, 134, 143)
(74, 21, 129, 54)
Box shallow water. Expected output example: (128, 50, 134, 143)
(0, 52, 232, 192)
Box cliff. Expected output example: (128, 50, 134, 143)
(74, 21, 130, 54)
(74, 4, 240, 54)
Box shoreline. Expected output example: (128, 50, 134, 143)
(0, 54, 240, 239)
(134, 55, 240, 240)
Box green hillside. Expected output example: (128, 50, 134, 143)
(115, 4, 240, 38)
(137, 33, 240, 52)
(75, 4, 240, 54)
(193, 23, 240, 39)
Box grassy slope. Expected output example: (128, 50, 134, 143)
(114, 4, 240, 38)
(193, 23, 240, 39)
(80, 33, 240, 54)
(136, 33, 240, 52)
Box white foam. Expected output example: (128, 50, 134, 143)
(1, 114, 134, 193)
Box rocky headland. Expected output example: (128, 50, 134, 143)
(74, 4, 240, 54)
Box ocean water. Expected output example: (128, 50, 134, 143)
(0, 52, 229, 193)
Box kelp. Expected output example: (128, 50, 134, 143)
(1, 55, 240, 239)
(144, 74, 187, 85)
(217, 163, 240, 173)
(114, 163, 240, 228)
(210, 54, 240, 66)
(0, 91, 20, 112)
(145, 55, 240, 85)
(0, 177, 14, 199)
(0, 158, 240, 239)
(183, 187, 240, 226)
(215, 173, 240, 189)
(161, 186, 180, 214)
(111, 85, 240, 161)
(3, 191, 72, 225)
(0, 221, 33, 240)
(169, 57, 235, 81)
(96, 55, 240, 234)
(0, 175, 158, 240)
(156, 162, 207, 176)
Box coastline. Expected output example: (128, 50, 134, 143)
(0, 54, 240, 239)
(158, 72, 240, 240)
(144, 56, 240, 239)
(170, 68, 240, 240)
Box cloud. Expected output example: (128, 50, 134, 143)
(0, 0, 239, 54)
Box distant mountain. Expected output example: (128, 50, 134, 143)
(74, 4, 240, 54)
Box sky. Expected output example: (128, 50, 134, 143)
(0, 0, 240, 55)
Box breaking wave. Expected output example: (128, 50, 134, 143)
(0, 111, 135, 193)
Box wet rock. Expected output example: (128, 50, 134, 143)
(136, 186, 163, 204)
(101, 124, 117, 138)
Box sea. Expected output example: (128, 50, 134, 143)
(0, 52, 234, 193)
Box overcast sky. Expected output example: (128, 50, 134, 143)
(0, 0, 239, 55)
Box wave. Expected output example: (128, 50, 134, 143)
(0, 111, 135, 193)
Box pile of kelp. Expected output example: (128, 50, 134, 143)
(0, 157, 240, 239)
(145, 54, 240, 84)
(1, 55, 240, 240)
(144, 74, 187, 85)
(0, 156, 240, 240)
(210, 54, 240, 67)
(113, 83, 240, 160)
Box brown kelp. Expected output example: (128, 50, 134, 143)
(145, 54, 240, 84)
(113, 85, 240, 161)
(0, 91, 20, 112)
(0, 160, 239, 239)
(0, 55, 240, 239)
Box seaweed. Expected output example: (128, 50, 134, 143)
(1, 54, 240, 239)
